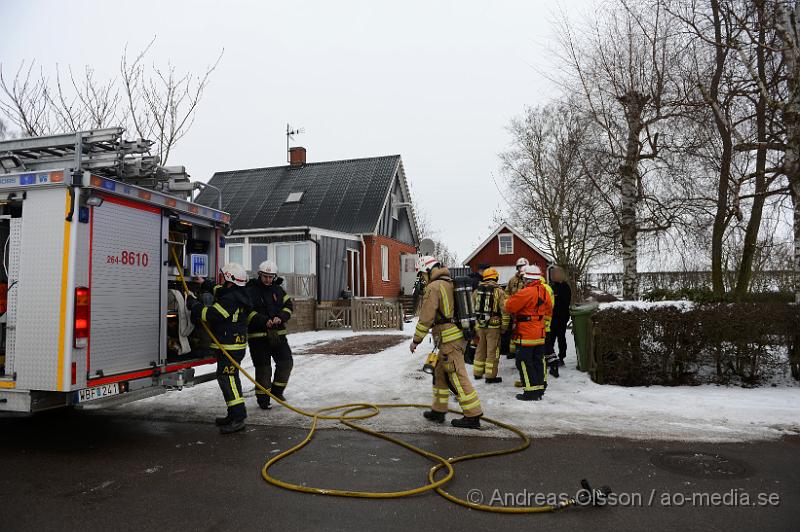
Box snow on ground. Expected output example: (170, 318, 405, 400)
(598, 300, 695, 311)
(106, 322, 800, 443)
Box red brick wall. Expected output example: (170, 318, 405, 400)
(466, 231, 549, 274)
(363, 235, 416, 298)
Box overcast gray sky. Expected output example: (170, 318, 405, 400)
(1, 0, 597, 260)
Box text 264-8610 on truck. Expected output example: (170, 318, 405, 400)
(0, 128, 230, 413)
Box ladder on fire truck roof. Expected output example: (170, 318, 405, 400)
(0, 127, 189, 188)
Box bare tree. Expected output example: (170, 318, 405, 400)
(775, 0, 800, 301)
(0, 40, 222, 165)
(500, 101, 616, 279)
(558, 1, 694, 299)
(0, 60, 50, 136)
(120, 40, 223, 164)
(412, 204, 459, 267)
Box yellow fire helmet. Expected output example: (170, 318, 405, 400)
(482, 267, 499, 281)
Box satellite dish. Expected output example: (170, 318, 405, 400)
(419, 238, 436, 255)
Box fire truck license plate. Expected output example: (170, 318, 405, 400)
(77, 383, 120, 403)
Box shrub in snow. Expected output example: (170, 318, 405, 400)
(592, 301, 800, 386)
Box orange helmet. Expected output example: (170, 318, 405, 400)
(482, 267, 499, 281)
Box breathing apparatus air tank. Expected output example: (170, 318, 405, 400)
(474, 283, 495, 326)
(412, 275, 426, 314)
(452, 276, 476, 336)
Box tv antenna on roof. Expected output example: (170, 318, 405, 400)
(286, 123, 305, 162)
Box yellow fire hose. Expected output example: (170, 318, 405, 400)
(172, 248, 579, 513)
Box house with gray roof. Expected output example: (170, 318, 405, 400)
(196, 147, 420, 301)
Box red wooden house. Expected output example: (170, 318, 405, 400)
(462, 223, 554, 285)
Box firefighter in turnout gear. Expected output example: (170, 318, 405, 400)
(472, 268, 509, 383)
(505, 265, 553, 401)
(187, 262, 252, 434)
(246, 260, 294, 409)
(540, 276, 560, 378)
(410, 256, 483, 429)
(502, 257, 530, 360)
(505, 257, 529, 296)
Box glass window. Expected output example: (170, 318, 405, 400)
(251, 245, 268, 272)
(294, 243, 311, 274)
(285, 191, 304, 203)
(498, 234, 513, 255)
(276, 244, 292, 273)
(227, 245, 244, 265)
(381, 245, 389, 281)
(391, 193, 399, 220)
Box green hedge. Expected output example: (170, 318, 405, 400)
(592, 302, 800, 386)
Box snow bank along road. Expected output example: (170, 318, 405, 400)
(104, 322, 800, 443)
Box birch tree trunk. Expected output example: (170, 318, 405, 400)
(777, 2, 800, 303)
(619, 92, 648, 300)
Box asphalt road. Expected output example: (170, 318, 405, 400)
(0, 410, 797, 531)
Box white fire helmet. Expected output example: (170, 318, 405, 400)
(415, 255, 440, 274)
(523, 264, 543, 282)
(221, 262, 248, 286)
(258, 260, 278, 276)
(516, 257, 530, 268)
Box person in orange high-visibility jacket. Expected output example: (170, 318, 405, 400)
(502, 257, 530, 361)
(410, 255, 483, 429)
(505, 264, 553, 401)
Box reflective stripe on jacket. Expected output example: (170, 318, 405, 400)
(504, 281, 553, 346)
(246, 278, 293, 338)
(473, 280, 509, 329)
(189, 284, 251, 349)
(542, 281, 554, 333)
(413, 267, 464, 345)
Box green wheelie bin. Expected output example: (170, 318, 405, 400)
(569, 302, 599, 372)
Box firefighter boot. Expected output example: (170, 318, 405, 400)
(546, 353, 560, 378)
(451, 415, 481, 429)
(215, 415, 233, 426)
(516, 391, 542, 401)
(257, 396, 272, 410)
(254, 365, 273, 409)
(219, 419, 246, 434)
(485, 377, 503, 384)
(423, 410, 446, 423)
(271, 384, 286, 402)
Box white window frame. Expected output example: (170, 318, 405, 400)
(498, 233, 514, 255)
(381, 245, 390, 281)
(226, 244, 245, 265)
(275, 243, 293, 273)
(250, 244, 269, 272)
(293, 242, 312, 275)
(246, 240, 316, 276)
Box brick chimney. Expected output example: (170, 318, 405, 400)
(289, 146, 306, 167)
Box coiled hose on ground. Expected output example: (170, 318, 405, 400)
(172, 248, 600, 513)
